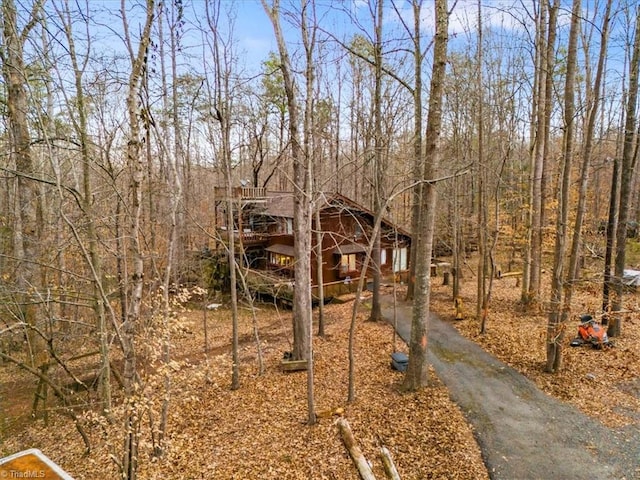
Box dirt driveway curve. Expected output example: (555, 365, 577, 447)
(381, 297, 640, 480)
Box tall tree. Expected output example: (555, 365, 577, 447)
(262, 0, 315, 424)
(205, 0, 241, 391)
(403, 0, 423, 301)
(523, 0, 559, 305)
(120, 1, 155, 478)
(476, 0, 487, 332)
(300, 0, 317, 424)
(546, 0, 580, 373)
(563, 0, 613, 327)
(1, 0, 47, 406)
(402, 0, 448, 391)
(369, 0, 384, 322)
(609, 5, 640, 337)
(53, 0, 113, 413)
(152, 0, 187, 454)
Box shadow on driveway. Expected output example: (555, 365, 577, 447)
(381, 296, 640, 480)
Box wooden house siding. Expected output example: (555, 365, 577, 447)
(216, 191, 411, 300)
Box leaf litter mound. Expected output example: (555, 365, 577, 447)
(1, 292, 489, 479)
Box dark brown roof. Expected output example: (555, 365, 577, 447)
(257, 191, 411, 240)
(262, 192, 294, 218)
(265, 244, 295, 257)
(333, 243, 367, 255)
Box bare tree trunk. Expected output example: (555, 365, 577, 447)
(547, 0, 580, 373)
(150, 0, 186, 453)
(53, 0, 113, 413)
(263, 0, 311, 362)
(527, 0, 558, 305)
(369, 0, 384, 322)
(205, 0, 241, 390)
(262, 0, 314, 425)
(522, 1, 545, 304)
(406, 0, 423, 301)
(452, 175, 460, 300)
(225, 187, 240, 391)
(563, 0, 612, 325)
(603, 157, 621, 314)
(315, 207, 325, 336)
(121, 2, 155, 478)
(2, 0, 47, 408)
(476, 0, 487, 333)
(169, 2, 187, 270)
(300, 0, 316, 425)
(402, 0, 448, 391)
(610, 6, 640, 337)
(535, 0, 558, 298)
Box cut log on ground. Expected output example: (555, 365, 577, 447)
(336, 418, 377, 480)
(498, 271, 522, 279)
(380, 446, 401, 480)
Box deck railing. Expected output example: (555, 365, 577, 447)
(213, 186, 267, 200)
(240, 186, 266, 199)
(218, 227, 268, 244)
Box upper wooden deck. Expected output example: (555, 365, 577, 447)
(213, 186, 267, 201)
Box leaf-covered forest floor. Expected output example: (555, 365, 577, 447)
(1, 286, 488, 479)
(3, 255, 640, 479)
(429, 260, 640, 429)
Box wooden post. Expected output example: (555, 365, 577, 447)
(337, 418, 377, 480)
(380, 446, 401, 480)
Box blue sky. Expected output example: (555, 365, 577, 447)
(21, 0, 633, 117)
(46, 0, 631, 78)
(184, 0, 590, 74)
(175, 0, 460, 79)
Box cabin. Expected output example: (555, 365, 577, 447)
(214, 188, 411, 301)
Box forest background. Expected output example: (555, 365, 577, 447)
(1, 0, 640, 478)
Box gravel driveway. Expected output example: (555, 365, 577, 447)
(382, 297, 640, 480)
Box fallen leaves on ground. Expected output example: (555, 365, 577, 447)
(429, 270, 640, 429)
(9, 263, 632, 478)
(1, 292, 488, 479)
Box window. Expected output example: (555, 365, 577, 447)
(277, 218, 294, 234)
(270, 252, 293, 267)
(380, 248, 387, 265)
(393, 247, 407, 272)
(340, 254, 357, 273)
